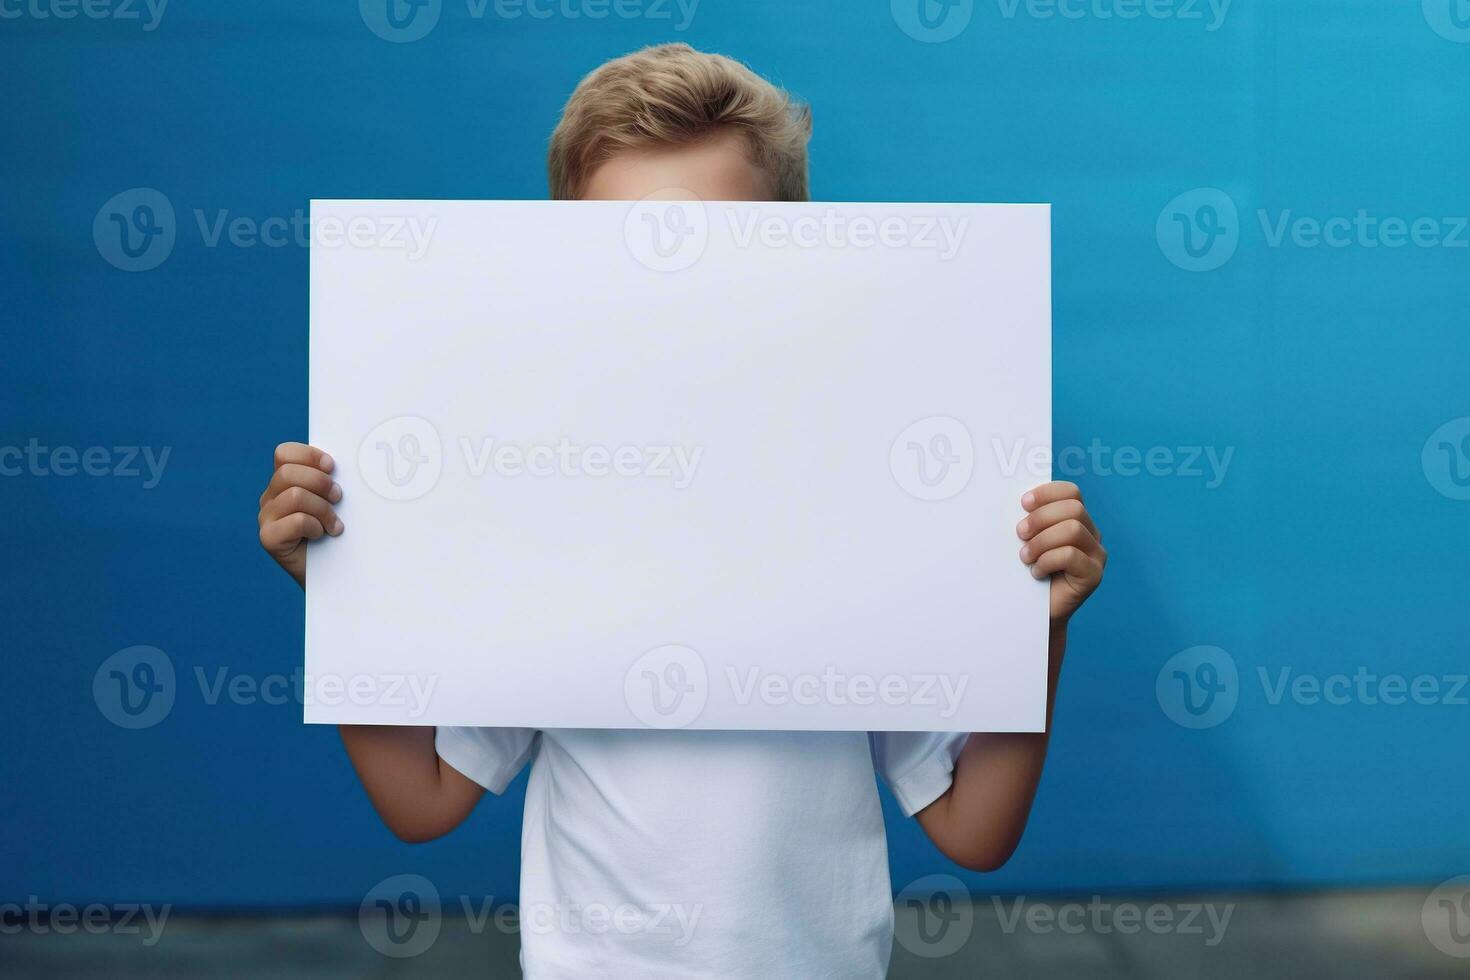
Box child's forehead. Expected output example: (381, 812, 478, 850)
(580, 131, 775, 203)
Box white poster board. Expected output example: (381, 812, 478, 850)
(307, 199, 1050, 732)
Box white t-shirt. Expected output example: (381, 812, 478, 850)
(435, 727, 966, 979)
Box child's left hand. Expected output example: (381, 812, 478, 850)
(1017, 481, 1107, 623)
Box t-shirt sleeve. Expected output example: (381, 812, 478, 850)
(435, 727, 539, 794)
(869, 731, 970, 817)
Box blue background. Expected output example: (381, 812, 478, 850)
(3, 0, 1467, 908)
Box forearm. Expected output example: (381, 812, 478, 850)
(338, 724, 484, 843)
(916, 621, 1067, 870)
(261, 451, 483, 841)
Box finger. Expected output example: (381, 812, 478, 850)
(259, 512, 327, 554)
(274, 442, 335, 474)
(263, 463, 341, 508)
(1017, 498, 1097, 541)
(260, 486, 343, 535)
(1029, 544, 1102, 581)
(1021, 481, 1080, 512)
(1019, 519, 1100, 564)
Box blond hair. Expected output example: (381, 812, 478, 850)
(548, 43, 812, 202)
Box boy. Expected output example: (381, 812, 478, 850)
(258, 43, 1106, 978)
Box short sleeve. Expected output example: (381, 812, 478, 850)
(435, 727, 540, 794)
(870, 731, 969, 817)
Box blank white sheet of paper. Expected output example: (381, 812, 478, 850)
(306, 199, 1050, 732)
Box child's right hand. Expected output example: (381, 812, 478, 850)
(258, 442, 343, 587)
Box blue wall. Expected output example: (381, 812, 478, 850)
(3, 0, 1468, 907)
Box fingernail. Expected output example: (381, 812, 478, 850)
(320, 453, 335, 472)
(1020, 545, 1032, 561)
(330, 518, 344, 535)
(1016, 520, 1030, 538)
(329, 482, 343, 503)
(1021, 492, 1035, 508)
